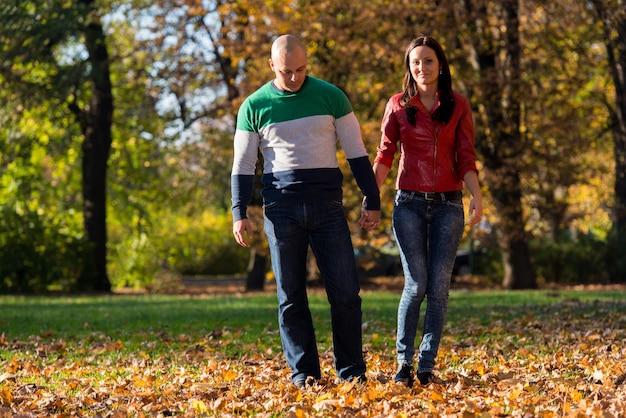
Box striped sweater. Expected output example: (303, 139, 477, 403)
(231, 75, 379, 222)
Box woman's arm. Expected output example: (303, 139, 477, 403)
(463, 170, 483, 226)
(372, 162, 391, 188)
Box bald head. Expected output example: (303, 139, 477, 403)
(269, 34, 307, 92)
(271, 34, 306, 60)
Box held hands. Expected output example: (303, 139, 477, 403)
(359, 197, 381, 231)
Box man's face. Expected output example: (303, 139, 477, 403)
(269, 47, 307, 92)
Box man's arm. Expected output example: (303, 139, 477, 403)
(348, 156, 380, 211)
(231, 174, 254, 247)
(348, 156, 381, 231)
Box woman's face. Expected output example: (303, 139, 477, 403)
(408, 45, 440, 88)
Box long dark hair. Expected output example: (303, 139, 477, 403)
(400, 35, 454, 125)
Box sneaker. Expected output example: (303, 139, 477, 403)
(417, 371, 433, 385)
(394, 363, 414, 387)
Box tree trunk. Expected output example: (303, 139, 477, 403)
(74, 2, 113, 292)
(614, 130, 626, 238)
(460, 0, 537, 289)
(590, 0, 626, 282)
(245, 248, 267, 291)
(486, 167, 537, 289)
(611, 127, 626, 283)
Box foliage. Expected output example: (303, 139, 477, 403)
(154, 210, 249, 276)
(0, 206, 91, 293)
(1, 0, 116, 291)
(519, 1, 613, 240)
(0, 0, 621, 292)
(0, 84, 88, 293)
(530, 233, 611, 285)
(0, 289, 625, 415)
(108, 209, 249, 289)
(587, 0, 626, 241)
(464, 246, 504, 284)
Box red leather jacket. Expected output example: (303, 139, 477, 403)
(374, 91, 478, 193)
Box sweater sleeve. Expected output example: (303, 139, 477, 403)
(348, 156, 380, 211)
(231, 98, 261, 222)
(231, 174, 254, 222)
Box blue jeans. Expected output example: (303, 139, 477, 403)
(392, 190, 464, 373)
(263, 200, 366, 383)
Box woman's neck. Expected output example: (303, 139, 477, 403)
(418, 87, 438, 111)
(418, 85, 438, 101)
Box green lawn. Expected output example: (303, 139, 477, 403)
(1, 287, 624, 356)
(1, 287, 625, 416)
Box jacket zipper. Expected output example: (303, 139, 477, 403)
(431, 120, 439, 192)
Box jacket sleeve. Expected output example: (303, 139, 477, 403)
(454, 95, 478, 180)
(374, 97, 400, 169)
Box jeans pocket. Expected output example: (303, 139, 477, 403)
(395, 190, 411, 205)
(263, 201, 279, 211)
(445, 199, 464, 209)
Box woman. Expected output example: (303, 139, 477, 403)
(372, 35, 483, 386)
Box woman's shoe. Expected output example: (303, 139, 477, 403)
(417, 371, 433, 385)
(394, 363, 414, 387)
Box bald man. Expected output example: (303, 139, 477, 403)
(231, 34, 380, 388)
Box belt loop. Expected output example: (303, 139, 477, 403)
(440, 192, 446, 201)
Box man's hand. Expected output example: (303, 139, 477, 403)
(359, 209, 381, 231)
(359, 196, 381, 231)
(233, 219, 253, 247)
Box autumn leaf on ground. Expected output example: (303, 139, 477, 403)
(1, 288, 626, 416)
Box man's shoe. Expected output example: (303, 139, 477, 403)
(353, 374, 367, 384)
(394, 363, 414, 387)
(417, 371, 433, 385)
(294, 376, 317, 388)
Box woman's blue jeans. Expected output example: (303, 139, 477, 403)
(392, 190, 465, 373)
(263, 200, 366, 383)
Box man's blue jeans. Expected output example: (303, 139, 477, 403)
(263, 200, 366, 383)
(392, 190, 465, 373)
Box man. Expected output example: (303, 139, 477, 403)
(231, 34, 380, 388)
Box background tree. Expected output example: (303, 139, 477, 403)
(450, 0, 536, 288)
(516, 1, 613, 284)
(447, 0, 614, 287)
(0, 0, 619, 292)
(519, 1, 612, 240)
(0, 0, 113, 291)
(124, 0, 283, 289)
(0, 94, 89, 292)
(588, 0, 626, 282)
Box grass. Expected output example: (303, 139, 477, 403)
(1, 287, 624, 355)
(2, 286, 625, 416)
